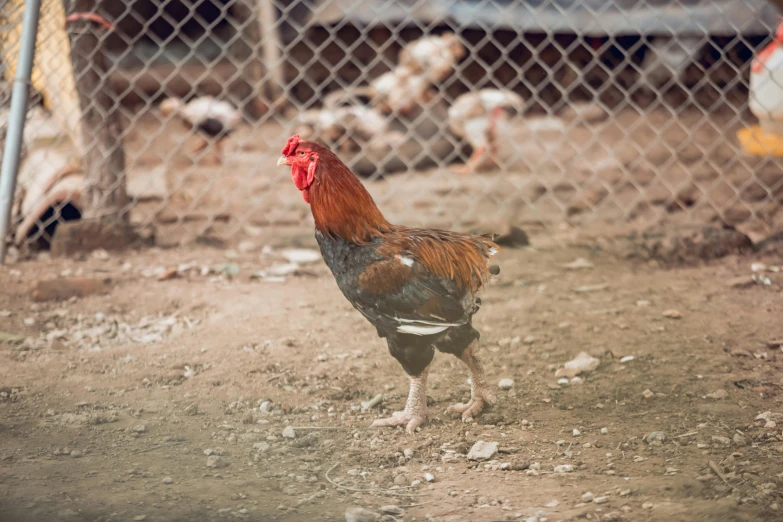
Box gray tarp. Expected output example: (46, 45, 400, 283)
(312, 0, 780, 36)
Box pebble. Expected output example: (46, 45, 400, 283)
(554, 464, 573, 473)
(619, 355, 634, 363)
(600, 427, 609, 435)
(545, 500, 560, 508)
(644, 431, 667, 444)
(498, 378, 514, 390)
(557, 378, 569, 385)
(467, 440, 499, 461)
(282, 426, 296, 439)
(570, 376, 584, 385)
(403, 448, 414, 458)
(411, 479, 421, 487)
(642, 389, 654, 399)
(662, 309, 681, 319)
(379, 505, 404, 516)
(70, 450, 82, 458)
(594, 496, 610, 504)
(344, 506, 380, 522)
(206, 455, 229, 469)
(133, 516, 147, 521)
(258, 401, 273, 413)
(162, 477, 173, 484)
(582, 492, 595, 502)
(573, 429, 581, 436)
(705, 389, 728, 400)
(712, 435, 731, 445)
(424, 472, 435, 482)
(642, 502, 654, 509)
(184, 404, 199, 415)
(132, 424, 147, 433)
(393, 474, 408, 485)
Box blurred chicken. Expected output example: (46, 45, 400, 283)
(160, 96, 242, 164)
(370, 33, 465, 116)
(370, 66, 434, 116)
(295, 103, 402, 155)
(399, 32, 466, 83)
(448, 89, 525, 173)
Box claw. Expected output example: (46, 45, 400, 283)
(371, 411, 426, 435)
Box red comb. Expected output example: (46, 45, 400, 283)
(282, 134, 300, 156)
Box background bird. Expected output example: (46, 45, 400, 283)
(160, 96, 242, 164)
(277, 134, 500, 434)
(447, 89, 525, 173)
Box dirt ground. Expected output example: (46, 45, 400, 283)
(2, 223, 783, 522)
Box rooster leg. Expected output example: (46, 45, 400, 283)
(453, 146, 488, 174)
(448, 340, 495, 422)
(371, 365, 429, 435)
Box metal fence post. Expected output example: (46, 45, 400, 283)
(0, 0, 42, 264)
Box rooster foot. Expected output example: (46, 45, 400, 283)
(448, 397, 491, 422)
(371, 411, 426, 435)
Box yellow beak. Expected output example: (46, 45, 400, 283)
(276, 156, 288, 166)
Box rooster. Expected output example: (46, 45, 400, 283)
(160, 96, 242, 164)
(277, 134, 500, 434)
(448, 89, 525, 173)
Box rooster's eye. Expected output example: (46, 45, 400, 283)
(298, 151, 305, 156)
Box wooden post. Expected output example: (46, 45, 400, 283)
(258, 0, 284, 104)
(53, 0, 137, 256)
(228, 0, 268, 120)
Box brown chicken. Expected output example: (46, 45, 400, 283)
(277, 134, 500, 433)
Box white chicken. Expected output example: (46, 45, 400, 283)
(160, 96, 242, 164)
(370, 66, 433, 116)
(370, 33, 465, 116)
(294, 103, 399, 154)
(399, 32, 466, 83)
(448, 89, 525, 173)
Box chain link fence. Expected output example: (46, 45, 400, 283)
(2, 0, 783, 258)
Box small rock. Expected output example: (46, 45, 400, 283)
(600, 427, 609, 435)
(258, 401, 273, 413)
(573, 429, 581, 436)
(644, 431, 667, 444)
(282, 426, 296, 439)
(184, 404, 199, 416)
(582, 492, 595, 502)
(344, 507, 379, 522)
(132, 424, 147, 433)
(662, 310, 681, 319)
(467, 440, 499, 461)
(393, 474, 408, 485)
(282, 248, 322, 265)
(410, 479, 421, 487)
(570, 376, 584, 384)
(619, 355, 634, 363)
(156, 268, 179, 281)
(642, 389, 654, 399)
(594, 496, 610, 504)
(424, 472, 435, 482)
(133, 516, 147, 521)
(554, 464, 573, 473)
(206, 455, 229, 469)
(642, 502, 654, 509)
(545, 499, 560, 508)
(498, 378, 514, 390)
(557, 378, 569, 385)
(555, 351, 600, 378)
(162, 476, 173, 484)
(403, 448, 414, 458)
(733, 433, 746, 446)
(712, 435, 732, 445)
(379, 506, 404, 516)
(70, 450, 82, 458)
(705, 390, 728, 400)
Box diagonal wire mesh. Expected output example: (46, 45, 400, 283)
(1, 0, 783, 258)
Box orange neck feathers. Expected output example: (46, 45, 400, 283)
(309, 151, 391, 244)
